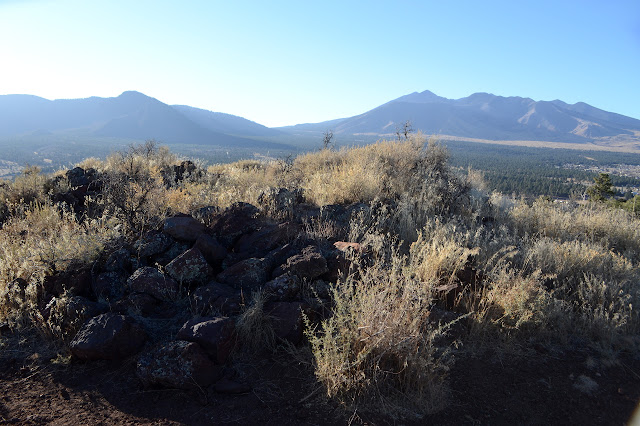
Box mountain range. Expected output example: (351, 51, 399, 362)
(283, 90, 640, 146)
(0, 91, 287, 150)
(1, 90, 639, 155)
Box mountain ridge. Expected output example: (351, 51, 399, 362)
(280, 90, 640, 147)
(0, 91, 291, 150)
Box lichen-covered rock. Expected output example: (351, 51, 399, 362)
(232, 222, 300, 261)
(104, 248, 132, 274)
(274, 245, 328, 280)
(137, 341, 221, 390)
(133, 232, 173, 258)
(164, 248, 213, 286)
(127, 267, 180, 301)
(70, 313, 146, 360)
(151, 241, 190, 266)
(92, 271, 127, 302)
(216, 258, 268, 291)
(177, 316, 235, 364)
(265, 274, 301, 301)
(211, 202, 262, 248)
(163, 216, 205, 242)
(191, 282, 241, 316)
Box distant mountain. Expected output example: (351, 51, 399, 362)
(281, 91, 640, 145)
(172, 105, 282, 137)
(0, 91, 291, 150)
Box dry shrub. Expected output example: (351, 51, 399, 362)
(573, 274, 639, 348)
(526, 238, 636, 287)
(307, 253, 452, 419)
(100, 142, 179, 233)
(295, 136, 469, 212)
(509, 198, 640, 260)
(205, 161, 280, 209)
(0, 202, 119, 327)
(409, 223, 478, 285)
(469, 266, 569, 344)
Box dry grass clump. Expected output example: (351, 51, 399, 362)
(307, 254, 452, 418)
(295, 135, 468, 211)
(0, 203, 119, 327)
(234, 291, 277, 354)
(509, 198, 640, 260)
(0, 166, 49, 224)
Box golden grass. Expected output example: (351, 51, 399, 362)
(307, 254, 451, 418)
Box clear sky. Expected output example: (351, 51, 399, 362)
(0, 0, 639, 127)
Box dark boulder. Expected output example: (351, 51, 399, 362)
(113, 293, 160, 317)
(43, 268, 92, 297)
(191, 282, 241, 316)
(137, 341, 221, 390)
(211, 202, 262, 248)
(92, 271, 127, 302)
(165, 248, 213, 286)
(127, 267, 180, 302)
(163, 216, 205, 242)
(194, 234, 227, 267)
(66, 167, 96, 188)
(47, 296, 108, 336)
(232, 222, 300, 260)
(266, 302, 308, 345)
(70, 313, 146, 360)
(177, 317, 235, 364)
(133, 232, 173, 258)
(104, 248, 132, 274)
(151, 241, 191, 266)
(274, 246, 328, 280)
(322, 250, 353, 283)
(216, 258, 268, 292)
(265, 274, 301, 301)
(214, 378, 251, 394)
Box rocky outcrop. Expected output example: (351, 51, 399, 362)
(29, 197, 394, 395)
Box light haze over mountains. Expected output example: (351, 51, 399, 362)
(284, 90, 640, 145)
(1, 90, 639, 151)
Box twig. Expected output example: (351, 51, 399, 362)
(299, 386, 323, 404)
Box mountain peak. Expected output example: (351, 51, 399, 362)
(392, 90, 445, 104)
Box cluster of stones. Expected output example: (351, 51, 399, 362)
(31, 196, 365, 393)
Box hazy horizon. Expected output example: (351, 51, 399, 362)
(1, 0, 639, 127)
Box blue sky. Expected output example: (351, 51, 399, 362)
(0, 0, 638, 127)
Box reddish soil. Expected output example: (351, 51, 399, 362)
(1, 333, 638, 425)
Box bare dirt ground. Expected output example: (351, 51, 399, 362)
(1, 331, 639, 425)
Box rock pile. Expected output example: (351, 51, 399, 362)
(36, 196, 367, 394)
